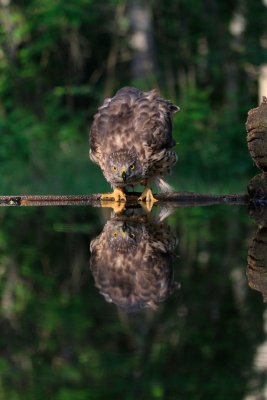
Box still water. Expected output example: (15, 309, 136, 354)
(0, 203, 266, 399)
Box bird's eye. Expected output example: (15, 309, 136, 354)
(113, 232, 118, 237)
(112, 166, 118, 172)
(129, 164, 135, 170)
(129, 233, 135, 239)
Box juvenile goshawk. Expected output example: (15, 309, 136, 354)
(89, 87, 179, 205)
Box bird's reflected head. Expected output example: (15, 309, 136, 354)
(105, 219, 143, 252)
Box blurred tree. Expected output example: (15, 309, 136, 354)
(128, 0, 156, 87)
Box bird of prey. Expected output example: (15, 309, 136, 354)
(89, 87, 179, 207)
(90, 211, 178, 311)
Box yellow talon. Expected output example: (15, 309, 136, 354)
(100, 187, 126, 202)
(100, 200, 126, 214)
(138, 188, 158, 208)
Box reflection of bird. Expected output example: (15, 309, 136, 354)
(90, 213, 178, 311)
(89, 87, 179, 205)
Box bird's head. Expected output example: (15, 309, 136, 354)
(105, 148, 143, 186)
(105, 219, 143, 252)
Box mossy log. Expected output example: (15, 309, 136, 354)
(247, 174, 267, 225)
(246, 96, 267, 170)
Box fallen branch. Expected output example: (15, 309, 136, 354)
(0, 192, 249, 208)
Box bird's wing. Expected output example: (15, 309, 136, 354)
(89, 97, 114, 166)
(133, 89, 179, 151)
(89, 88, 179, 165)
(89, 124, 101, 165)
(89, 89, 139, 165)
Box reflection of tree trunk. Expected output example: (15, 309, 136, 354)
(1, 258, 21, 326)
(128, 0, 156, 82)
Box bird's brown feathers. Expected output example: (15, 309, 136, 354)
(89, 87, 179, 187)
(90, 215, 177, 311)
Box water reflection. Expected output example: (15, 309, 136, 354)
(0, 202, 266, 398)
(248, 226, 267, 302)
(247, 173, 267, 301)
(248, 175, 267, 302)
(90, 209, 178, 311)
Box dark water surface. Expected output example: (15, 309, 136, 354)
(0, 204, 266, 399)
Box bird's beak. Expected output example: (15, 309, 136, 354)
(121, 169, 127, 182)
(122, 222, 127, 233)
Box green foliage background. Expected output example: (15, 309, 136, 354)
(0, 1, 267, 399)
(1, 0, 266, 195)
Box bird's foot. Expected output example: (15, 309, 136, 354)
(101, 188, 126, 202)
(138, 188, 158, 212)
(100, 188, 126, 214)
(100, 200, 126, 214)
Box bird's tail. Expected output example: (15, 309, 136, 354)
(157, 206, 175, 222)
(155, 177, 174, 192)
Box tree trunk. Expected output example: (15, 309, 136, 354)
(128, 0, 156, 82)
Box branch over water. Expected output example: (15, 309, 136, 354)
(0, 192, 249, 208)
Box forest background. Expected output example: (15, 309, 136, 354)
(1, 0, 266, 195)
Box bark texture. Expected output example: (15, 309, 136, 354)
(246, 96, 267, 170)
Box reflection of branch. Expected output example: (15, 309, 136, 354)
(0, 192, 249, 207)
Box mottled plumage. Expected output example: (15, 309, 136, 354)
(89, 87, 179, 202)
(90, 213, 178, 311)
